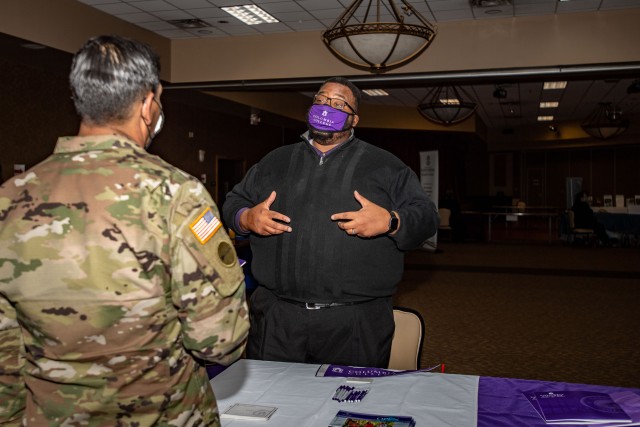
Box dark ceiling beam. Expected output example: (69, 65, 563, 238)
(164, 62, 640, 92)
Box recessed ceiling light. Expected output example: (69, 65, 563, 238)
(540, 101, 559, 108)
(363, 89, 389, 96)
(21, 43, 46, 50)
(221, 5, 279, 25)
(543, 81, 567, 90)
(493, 87, 507, 98)
(471, 0, 511, 6)
(537, 115, 554, 121)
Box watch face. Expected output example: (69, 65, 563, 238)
(388, 212, 399, 232)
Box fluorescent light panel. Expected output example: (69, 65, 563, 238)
(221, 5, 279, 25)
(363, 89, 389, 96)
(540, 101, 559, 108)
(537, 115, 554, 121)
(543, 81, 567, 90)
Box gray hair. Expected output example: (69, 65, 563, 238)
(69, 35, 161, 125)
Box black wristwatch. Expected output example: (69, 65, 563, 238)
(387, 211, 399, 234)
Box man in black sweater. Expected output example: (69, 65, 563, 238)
(223, 77, 438, 368)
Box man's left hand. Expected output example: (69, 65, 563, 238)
(330, 190, 394, 237)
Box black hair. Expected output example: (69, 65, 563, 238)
(322, 76, 362, 113)
(69, 35, 161, 125)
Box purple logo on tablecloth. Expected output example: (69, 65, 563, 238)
(316, 364, 441, 378)
(581, 395, 628, 413)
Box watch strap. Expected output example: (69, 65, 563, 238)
(387, 210, 399, 234)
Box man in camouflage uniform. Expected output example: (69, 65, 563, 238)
(0, 35, 249, 426)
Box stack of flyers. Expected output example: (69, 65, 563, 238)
(523, 390, 637, 425)
(221, 403, 278, 421)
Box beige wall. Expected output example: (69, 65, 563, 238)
(1, 0, 172, 80)
(4, 1, 638, 84)
(170, 10, 640, 82)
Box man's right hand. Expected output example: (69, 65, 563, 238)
(239, 191, 292, 235)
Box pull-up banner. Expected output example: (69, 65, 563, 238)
(419, 151, 439, 250)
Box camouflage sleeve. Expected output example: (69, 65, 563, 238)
(169, 180, 249, 365)
(0, 296, 25, 425)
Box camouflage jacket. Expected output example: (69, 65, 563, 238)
(0, 135, 249, 426)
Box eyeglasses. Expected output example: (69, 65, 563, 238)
(313, 94, 356, 114)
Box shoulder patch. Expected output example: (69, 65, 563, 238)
(190, 207, 222, 244)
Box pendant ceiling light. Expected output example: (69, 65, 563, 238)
(580, 102, 630, 140)
(417, 86, 478, 125)
(321, 0, 437, 74)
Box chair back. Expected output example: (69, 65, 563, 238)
(567, 210, 576, 229)
(388, 307, 425, 371)
(438, 208, 451, 228)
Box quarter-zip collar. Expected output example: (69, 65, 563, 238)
(301, 130, 355, 165)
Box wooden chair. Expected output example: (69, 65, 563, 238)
(567, 210, 596, 245)
(388, 307, 425, 371)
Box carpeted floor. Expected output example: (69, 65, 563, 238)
(393, 241, 640, 388)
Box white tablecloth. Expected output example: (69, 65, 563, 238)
(210, 359, 479, 427)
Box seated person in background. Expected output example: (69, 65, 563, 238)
(572, 191, 611, 245)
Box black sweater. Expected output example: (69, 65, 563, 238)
(223, 136, 438, 302)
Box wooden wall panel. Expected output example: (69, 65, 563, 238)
(590, 148, 615, 204)
(546, 151, 571, 209)
(568, 150, 592, 192)
(615, 145, 640, 202)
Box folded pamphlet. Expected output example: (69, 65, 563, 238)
(221, 403, 278, 421)
(524, 391, 633, 425)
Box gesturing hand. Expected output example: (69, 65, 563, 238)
(330, 190, 394, 238)
(240, 191, 292, 236)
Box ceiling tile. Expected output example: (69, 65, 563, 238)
(165, 0, 213, 8)
(151, 10, 194, 20)
(187, 7, 229, 19)
(431, 9, 475, 21)
(93, 3, 142, 14)
(129, 0, 177, 13)
(117, 12, 160, 23)
(259, 2, 305, 13)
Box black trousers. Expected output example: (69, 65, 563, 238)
(246, 287, 394, 368)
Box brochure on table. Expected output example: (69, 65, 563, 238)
(523, 390, 640, 426)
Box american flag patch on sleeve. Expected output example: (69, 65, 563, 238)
(190, 208, 222, 244)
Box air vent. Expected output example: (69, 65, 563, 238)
(470, 0, 511, 7)
(168, 19, 211, 29)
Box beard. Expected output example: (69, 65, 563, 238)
(307, 116, 354, 146)
(308, 128, 350, 145)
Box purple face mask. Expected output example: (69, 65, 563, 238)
(307, 104, 352, 132)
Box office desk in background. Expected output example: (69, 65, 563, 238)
(209, 359, 640, 427)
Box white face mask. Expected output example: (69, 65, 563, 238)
(145, 98, 164, 149)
